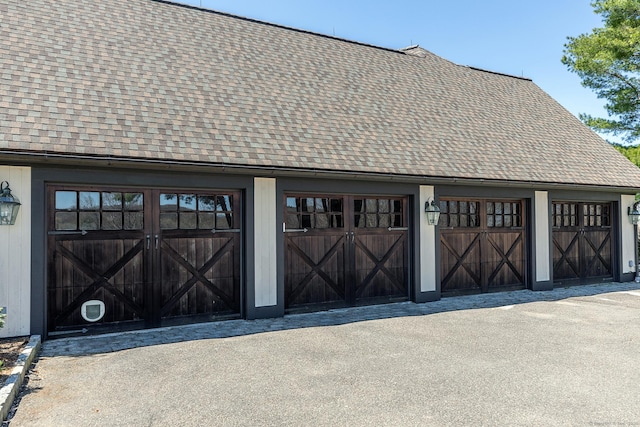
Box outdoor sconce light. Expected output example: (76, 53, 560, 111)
(424, 198, 441, 226)
(0, 181, 21, 225)
(629, 201, 640, 225)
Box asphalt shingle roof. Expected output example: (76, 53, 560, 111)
(2, 0, 640, 188)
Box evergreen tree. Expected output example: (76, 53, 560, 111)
(563, 0, 640, 144)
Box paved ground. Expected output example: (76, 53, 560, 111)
(9, 282, 640, 426)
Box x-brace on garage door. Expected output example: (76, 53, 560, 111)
(47, 186, 241, 334)
(284, 195, 410, 310)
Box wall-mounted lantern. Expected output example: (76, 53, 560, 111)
(424, 198, 441, 226)
(629, 200, 640, 283)
(628, 201, 640, 225)
(0, 181, 21, 225)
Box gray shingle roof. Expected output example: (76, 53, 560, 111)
(2, 0, 640, 188)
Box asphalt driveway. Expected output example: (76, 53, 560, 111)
(10, 283, 640, 426)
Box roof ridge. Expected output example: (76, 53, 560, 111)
(151, 0, 405, 55)
(464, 65, 532, 81)
(157, 1, 526, 80)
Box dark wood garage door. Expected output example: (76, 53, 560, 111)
(440, 199, 527, 295)
(47, 186, 241, 334)
(552, 201, 612, 285)
(284, 195, 409, 310)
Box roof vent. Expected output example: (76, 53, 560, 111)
(400, 45, 429, 58)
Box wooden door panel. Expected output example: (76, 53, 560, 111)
(354, 232, 407, 300)
(485, 232, 524, 289)
(440, 232, 482, 292)
(552, 230, 581, 280)
(48, 237, 146, 329)
(285, 233, 347, 307)
(159, 234, 240, 319)
(583, 230, 612, 278)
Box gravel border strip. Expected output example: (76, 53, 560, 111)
(0, 336, 41, 422)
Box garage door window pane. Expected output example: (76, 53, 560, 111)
(300, 214, 313, 228)
(378, 214, 390, 228)
(55, 212, 77, 230)
(124, 212, 143, 230)
(220, 195, 233, 211)
(286, 214, 299, 229)
(102, 193, 122, 210)
(286, 198, 299, 227)
(303, 198, 314, 212)
(198, 196, 216, 212)
(160, 194, 177, 211)
(199, 213, 215, 229)
(103, 212, 123, 230)
(315, 213, 330, 228)
(160, 213, 178, 229)
(180, 212, 197, 229)
(179, 194, 197, 212)
(217, 212, 233, 229)
(79, 192, 100, 210)
(79, 212, 100, 230)
(124, 193, 143, 211)
(56, 191, 77, 210)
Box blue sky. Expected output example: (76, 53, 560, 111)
(180, 0, 606, 131)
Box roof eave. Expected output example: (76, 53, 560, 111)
(1, 150, 638, 193)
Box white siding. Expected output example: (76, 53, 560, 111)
(254, 177, 277, 307)
(621, 194, 636, 275)
(534, 191, 550, 282)
(420, 185, 437, 292)
(0, 166, 31, 337)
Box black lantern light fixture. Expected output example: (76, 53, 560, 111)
(629, 200, 640, 283)
(0, 181, 21, 226)
(424, 198, 441, 226)
(629, 201, 640, 225)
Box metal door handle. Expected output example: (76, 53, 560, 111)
(155, 235, 159, 250)
(284, 228, 308, 233)
(48, 230, 88, 236)
(211, 228, 242, 234)
(146, 235, 150, 250)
